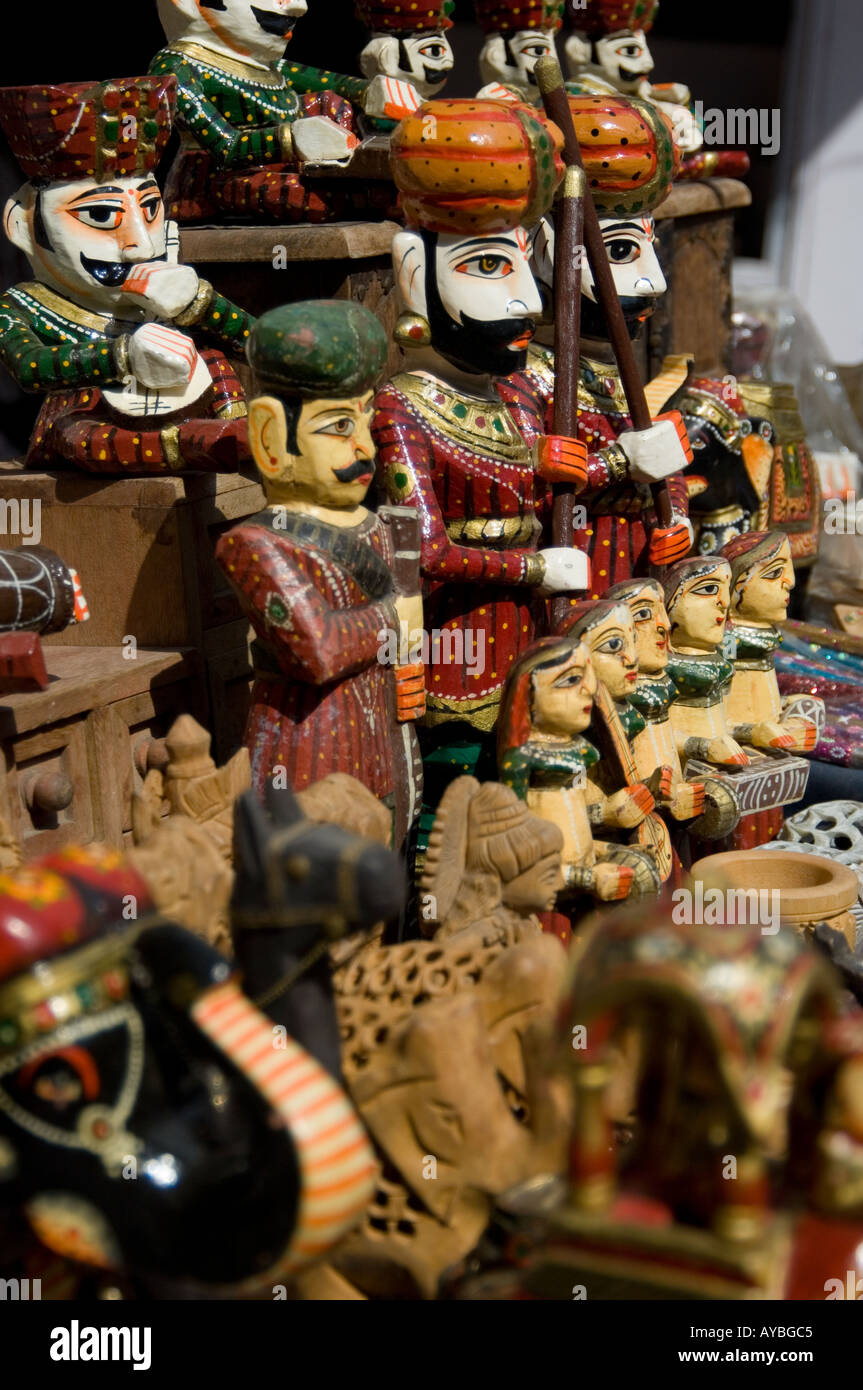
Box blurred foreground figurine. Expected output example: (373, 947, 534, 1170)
(152, 0, 362, 222)
(446, 908, 863, 1300)
(0, 75, 253, 472)
(216, 300, 425, 847)
(0, 843, 376, 1296)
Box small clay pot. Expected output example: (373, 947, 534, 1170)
(689, 849, 859, 948)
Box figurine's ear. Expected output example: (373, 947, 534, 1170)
(248, 395, 291, 481)
(359, 35, 399, 79)
(479, 33, 508, 78)
(4, 189, 34, 258)
(393, 229, 428, 317)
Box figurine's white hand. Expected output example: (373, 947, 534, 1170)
(618, 418, 691, 484)
(292, 117, 358, 166)
(535, 547, 590, 595)
(122, 262, 200, 320)
(127, 322, 197, 388)
(363, 74, 422, 120)
(393, 593, 425, 656)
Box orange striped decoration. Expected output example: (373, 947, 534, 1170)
(566, 93, 679, 216)
(192, 981, 377, 1278)
(391, 98, 564, 235)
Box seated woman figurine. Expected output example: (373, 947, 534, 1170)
(721, 532, 821, 754)
(498, 635, 659, 903)
(561, 600, 673, 884)
(662, 557, 749, 769)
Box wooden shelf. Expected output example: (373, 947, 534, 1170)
(179, 218, 399, 265)
(655, 177, 752, 221)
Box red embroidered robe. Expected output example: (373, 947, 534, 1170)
(499, 345, 690, 597)
(373, 371, 552, 733)
(216, 509, 403, 801)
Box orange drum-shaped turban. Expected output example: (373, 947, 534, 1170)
(391, 98, 564, 235)
(567, 92, 679, 216)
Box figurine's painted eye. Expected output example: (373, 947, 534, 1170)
(554, 671, 584, 688)
(692, 582, 721, 597)
(454, 254, 514, 278)
(419, 42, 446, 59)
(140, 196, 162, 224)
(69, 203, 124, 230)
(604, 237, 641, 265)
(632, 605, 653, 623)
(618, 44, 643, 57)
(596, 635, 624, 654)
(315, 417, 355, 437)
(522, 43, 550, 58)
(762, 564, 785, 581)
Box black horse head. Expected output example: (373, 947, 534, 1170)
(231, 784, 407, 1080)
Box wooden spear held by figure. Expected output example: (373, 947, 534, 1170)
(536, 55, 684, 556)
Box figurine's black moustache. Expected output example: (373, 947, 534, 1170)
(332, 457, 373, 483)
(251, 6, 297, 36)
(80, 250, 167, 288)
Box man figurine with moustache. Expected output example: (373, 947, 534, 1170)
(216, 300, 425, 847)
(152, 0, 367, 223)
(374, 98, 589, 812)
(0, 74, 254, 472)
(498, 92, 694, 596)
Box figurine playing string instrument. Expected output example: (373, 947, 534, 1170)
(498, 636, 659, 905)
(721, 532, 822, 754)
(473, 0, 564, 102)
(561, 600, 673, 883)
(216, 300, 425, 848)
(0, 75, 254, 473)
(375, 99, 589, 799)
(669, 374, 762, 555)
(151, 0, 369, 223)
(605, 577, 739, 839)
(499, 91, 695, 593)
(562, 0, 749, 180)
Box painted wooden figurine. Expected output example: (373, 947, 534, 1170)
(152, 0, 365, 223)
(216, 300, 425, 848)
(375, 99, 589, 793)
(662, 556, 748, 768)
(497, 635, 659, 904)
(562, 0, 749, 179)
(500, 93, 694, 593)
(420, 776, 565, 941)
(473, 0, 565, 102)
(669, 373, 762, 555)
(0, 76, 253, 473)
(605, 577, 740, 839)
(0, 547, 89, 693)
(354, 0, 456, 127)
(0, 841, 377, 1295)
(561, 600, 673, 884)
(447, 907, 863, 1300)
(721, 531, 822, 754)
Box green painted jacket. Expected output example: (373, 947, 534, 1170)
(0, 281, 253, 393)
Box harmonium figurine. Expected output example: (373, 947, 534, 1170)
(662, 555, 812, 850)
(0, 75, 254, 473)
(562, 0, 750, 180)
(152, 0, 411, 222)
(375, 97, 589, 817)
(216, 299, 425, 850)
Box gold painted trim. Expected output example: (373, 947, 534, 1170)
(391, 372, 528, 464)
(170, 40, 287, 88)
(0, 926, 141, 1018)
(173, 278, 214, 327)
(17, 282, 111, 333)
